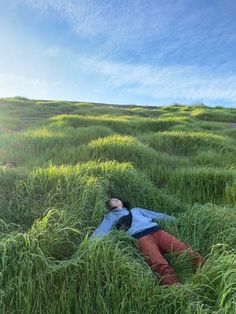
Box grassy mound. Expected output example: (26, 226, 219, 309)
(193, 149, 236, 168)
(0, 126, 114, 167)
(76, 134, 190, 187)
(49, 114, 190, 134)
(0, 161, 183, 229)
(191, 108, 236, 123)
(169, 167, 236, 204)
(138, 130, 235, 155)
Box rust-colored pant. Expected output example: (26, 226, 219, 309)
(136, 230, 205, 285)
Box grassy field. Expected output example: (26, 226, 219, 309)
(0, 97, 236, 313)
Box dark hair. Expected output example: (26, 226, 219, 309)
(105, 197, 131, 211)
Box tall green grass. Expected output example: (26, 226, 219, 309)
(76, 134, 191, 187)
(0, 126, 114, 167)
(1, 98, 236, 313)
(193, 149, 236, 168)
(1, 206, 236, 314)
(191, 107, 236, 123)
(138, 130, 235, 155)
(0, 161, 184, 229)
(49, 114, 190, 135)
(169, 167, 236, 204)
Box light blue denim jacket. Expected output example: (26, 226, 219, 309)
(89, 207, 175, 240)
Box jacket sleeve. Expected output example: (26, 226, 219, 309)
(138, 207, 176, 221)
(89, 213, 117, 240)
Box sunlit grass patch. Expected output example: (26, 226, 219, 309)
(0, 160, 184, 229)
(72, 160, 171, 210)
(0, 165, 109, 228)
(157, 109, 191, 118)
(75, 102, 94, 107)
(73, 106, 125, 116)
(49, 114, 131, 132)
(139, 130, 234, 155)
(22, 125, 114, 146)
(85, 134, 155, 163)
(191, 108, 236, 123)
(128, 107, 165, 117)
(49, 114, 190, 134)
(167, 123, 200, 132)
(0, 100, 53, 131)
(35, 100, 79, 113)
(76, 134, 191, 187)
(0, 125, 114, 167)
(0, 97, 34, 107)
(161, 104, 184, 112)
(179, 105, 194, 112)
(72, 105, 145, 117)
(70, 160, 184, 214)
(131, 116, 191, 133)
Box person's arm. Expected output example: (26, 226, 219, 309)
(89, 213, 117, 240)
(138, 207, 176, 221)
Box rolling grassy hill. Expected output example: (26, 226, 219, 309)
(0, 97, 236, 313)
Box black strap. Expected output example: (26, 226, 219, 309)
(114, 208, 133, 231)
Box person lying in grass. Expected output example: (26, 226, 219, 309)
(89, 197, 205, 286)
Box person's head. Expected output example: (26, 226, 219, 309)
(106, 197, 130, 211)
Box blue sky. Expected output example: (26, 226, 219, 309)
(0, 0, 236, 107)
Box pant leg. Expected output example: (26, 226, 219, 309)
(152, 230, 205, 270)
(137, 233, 181, 285)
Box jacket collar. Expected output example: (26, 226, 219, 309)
(111, 207, 127, 212)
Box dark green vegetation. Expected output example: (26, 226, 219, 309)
(0, 97, 236, 313)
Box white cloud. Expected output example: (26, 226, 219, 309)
(14, 0, 184, 39)
(3, 2, 236, 106)
(74, 55, 236, 103)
